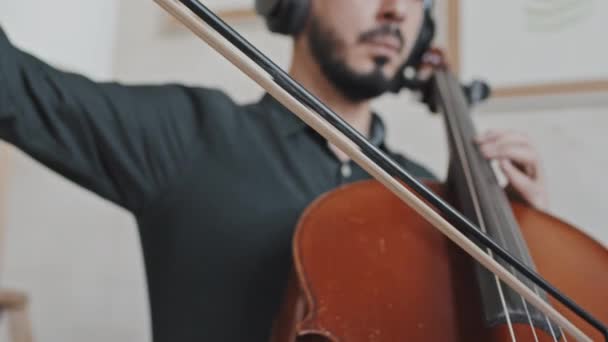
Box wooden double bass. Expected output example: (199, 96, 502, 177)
(270, 52, 608, 341)
(154, 0, 608, 340)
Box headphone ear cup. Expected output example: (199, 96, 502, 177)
(258, 0, 311, 35)
(255, 0, 281, 17)
(391, 10, 435, 92)
(404, 11, 434, 68)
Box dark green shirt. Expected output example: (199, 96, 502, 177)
(0, 28, 435, 341)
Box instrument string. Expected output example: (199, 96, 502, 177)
(436, 73, 516, 341)
(481, 179, 539, 340)
(498, 199, 564, 340)
(440, 71, 558, 341)
(521, 298, 542, 342)
(487, 174, 558, 341)
(485, 183, 541, 340)
(463, 75, 565, 341)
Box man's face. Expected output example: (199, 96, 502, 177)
(304, 0, 425, 101)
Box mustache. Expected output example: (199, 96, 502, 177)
(358, 24, 405, 52)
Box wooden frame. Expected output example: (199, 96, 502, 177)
(0, 289, 34, 342)
(163, 7, 257, 33)
(214, 8, 257, 21)
(445, 0, 608, 98)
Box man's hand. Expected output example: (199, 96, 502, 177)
(475, 130, 549, 211)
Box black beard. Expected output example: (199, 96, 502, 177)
(307, 16, 403, 102)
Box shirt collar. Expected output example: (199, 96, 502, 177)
(259, 93, 386, 148)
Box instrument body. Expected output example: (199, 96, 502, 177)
(271, 180, 608, 341)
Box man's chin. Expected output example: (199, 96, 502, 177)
(334, 71, 395, 101)
(349, 63, 397, 81)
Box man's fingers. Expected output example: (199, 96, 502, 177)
(500, 160, 548, 210)
(475, 130, 527, 144)
(475, 129, 549, 210)
(477, 130, 530, 147)
(476, 131, 534, 163)
(475, 131, 494, 143)
(475, 130, 501, 143)
(479, 144, 538, 173)
(500, 159, 532, 189)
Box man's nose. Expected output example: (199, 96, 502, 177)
(377, 0, 408, 23)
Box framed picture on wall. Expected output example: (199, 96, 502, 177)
(162, 0, 256, 32)
(446, 0, 608, 97)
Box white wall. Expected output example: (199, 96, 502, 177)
(0, 1, 150, 342)
(0, 0, 606, 341)
(0, 0, 117, 77)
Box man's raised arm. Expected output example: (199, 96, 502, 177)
(0, 26, 210, 214)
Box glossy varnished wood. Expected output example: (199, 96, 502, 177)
(272, 180, 608, 341)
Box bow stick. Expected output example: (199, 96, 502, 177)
(154, 0, 607, 340)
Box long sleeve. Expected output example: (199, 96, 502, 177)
(0, 27, 207, 214)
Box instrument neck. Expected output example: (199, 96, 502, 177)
(432, 70, 524, 253)
(431, 70, 560, 334)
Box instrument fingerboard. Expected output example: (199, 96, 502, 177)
(432, 71, 560, 336)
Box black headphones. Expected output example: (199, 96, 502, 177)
(254, 0, 435, 75)
(254, 0, 312, 35)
